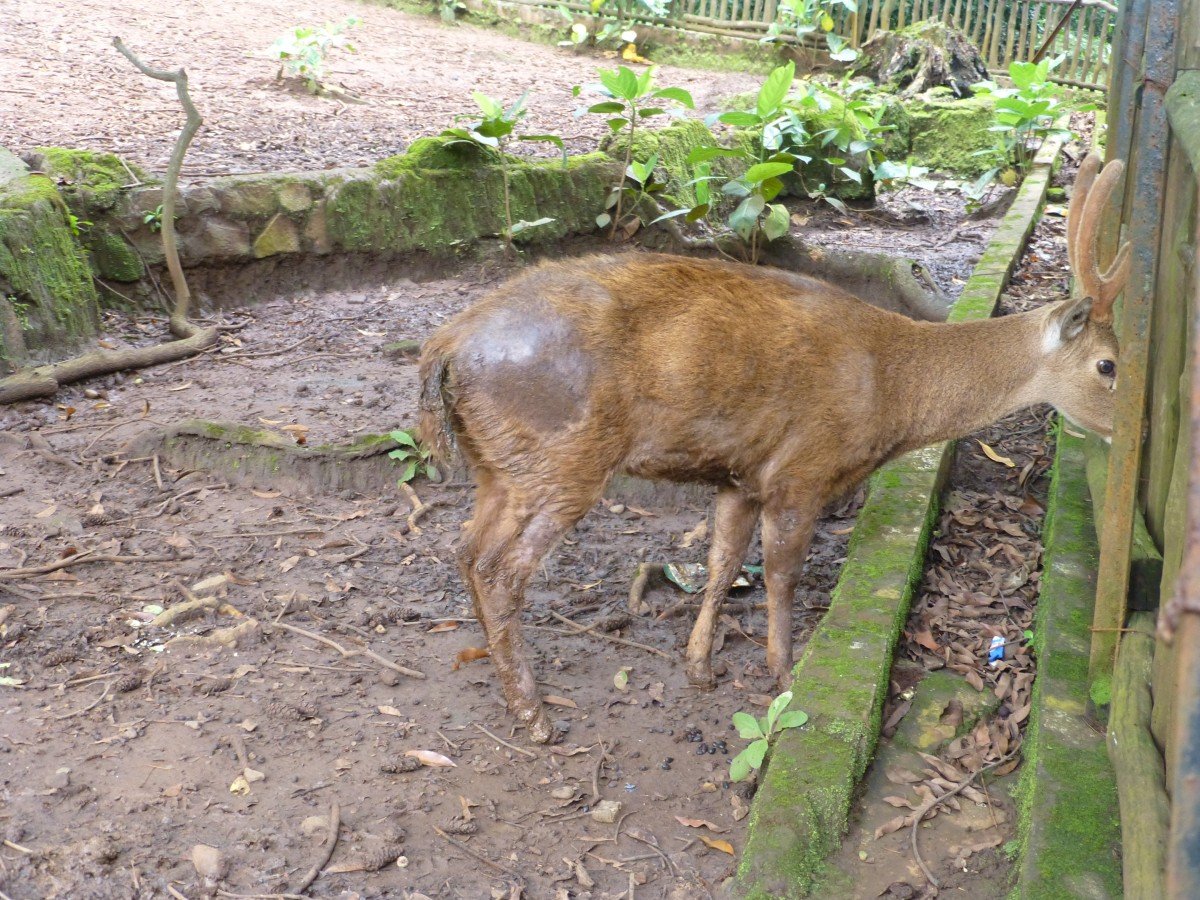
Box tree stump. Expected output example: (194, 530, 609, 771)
(856, 21, 989, 98)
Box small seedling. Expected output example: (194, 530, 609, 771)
(267, 17, 360, 93)
(65, 212, 92, 237)
(388, 429, 439, 483)
(729, 689, 809, 782)
(143, 204, 163, 232)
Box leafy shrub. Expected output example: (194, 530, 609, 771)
(267, 17, 361, 93)
(730, 690, 809, 782)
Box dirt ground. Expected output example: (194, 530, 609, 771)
(0, 0, 762, 175)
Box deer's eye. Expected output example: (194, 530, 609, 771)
(1097, 359, 1116, 377)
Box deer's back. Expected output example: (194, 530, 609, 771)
(429, 254, 909, 487)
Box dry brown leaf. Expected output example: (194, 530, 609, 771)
(548, 744, 593, 757)
(428, 621, 460, 633)
(35, 505, 57, 519)
(251, 489, 282, 499)
(279, 555, 301, 573)
(404, 749, 456, 768)
(882, 796, 916, 809)
(699, 836, 734, 854)
(940, 699, 964, 728)
(281, 424, 309, 433)
(977, 440, 1015, 467)
(674, 816, 726, 833)
(884, 766, 923, 785)
(874, 814, 911, 839)
(913, 629, 940, 652)
(452, 647, 490, 670)
(965, 670, 985, 692)
(377, 705, 408, 718)
(544, 694, 578, 709)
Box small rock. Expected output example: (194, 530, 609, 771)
(590, 800, 623, 824)
(301, 815, 330, 836)
(608, 504, 626, 515)
(550, 785, 575, 800)
(191, 844, 227, 881)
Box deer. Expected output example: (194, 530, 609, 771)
(416, 152, 1130, 743)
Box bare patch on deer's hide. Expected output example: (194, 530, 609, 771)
(457, 300, 594, 433)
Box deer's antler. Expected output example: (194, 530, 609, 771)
(1068, 152, 1132, 324)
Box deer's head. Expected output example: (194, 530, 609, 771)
(1037, 153, 1131, 439)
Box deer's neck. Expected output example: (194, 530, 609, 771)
(880, 311, 1045, 455)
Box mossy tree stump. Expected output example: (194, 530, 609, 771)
(857, 21, 989, 99)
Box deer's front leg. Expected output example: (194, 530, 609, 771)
(685, 488, 760, 689)
(761, 502, 819, 684)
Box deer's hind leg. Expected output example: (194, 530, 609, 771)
(469, 472, 607, 743)
(685, 487, 761, 689)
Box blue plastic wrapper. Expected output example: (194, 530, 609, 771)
(988, 635, 1005, 665)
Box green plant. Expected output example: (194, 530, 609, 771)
(436, 0, 465, 23)
(65, 212, 92, 237)
(267, 17, 360, 93)
(966, 57, 1074, 202)
(763, 0, 859, 63)
(559, 0, 668, 51)
(441, 92, 565, 250)
(143, 204, 163, 232)
(388, 430, 439, 483)
(729, 689, 809, 782)
(576, 66, 693, 237)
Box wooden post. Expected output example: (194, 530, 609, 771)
(1090, 0, 1180, 683)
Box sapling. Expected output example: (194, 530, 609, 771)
(267, 17, 360, 94)
(441, 92, 566, 250)
(575, 66, 693, 237)
(388, 429, 439, 484)
(729, 690, 809, 782)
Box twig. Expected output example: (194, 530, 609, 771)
(54, 680, 115, 720)
(289, 803, 339, 895)
(0, 551, 184, 581)
(546, 610, 671, 660)
(0, 487, 24, 500)
(216, 335, 315, 361)
(627, 829, 675, 876)
(269, 621, 425, 679)
(2, 839, 33, 854)
(433, 825, 521, 880)
(592, 740, 608, 803)
(152, 454, 164, 491)
(476, 723, 536, 759)
(911, 748, 1022, 889)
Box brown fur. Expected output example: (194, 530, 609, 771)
(417, 159, 1126, 744)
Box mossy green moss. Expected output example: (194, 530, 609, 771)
(603, 119, 719, 208)
(907, 92, 1004, 176)
(1012, 429, 1121, 899)
(334, 137, 616, 253)
(88, 227, 144, 282)
(32, 147, 147, 214)
(0, 153, 99, 361)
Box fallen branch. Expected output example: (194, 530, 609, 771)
(546, 610, 671, 660)
(269, 621, 425, 679)
(911, 748, 1021, 888)
(289, 803, 340, 896)
(0, 551, 186, 581)
(433, 825, 522, 881)
(0, 38, 215, 405)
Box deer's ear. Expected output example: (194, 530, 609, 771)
(1045, 297, 1093, 350)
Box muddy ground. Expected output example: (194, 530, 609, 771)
(0, 177, 1010, 899)
(0, 0, 762, 175)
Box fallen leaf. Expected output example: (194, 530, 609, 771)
(699, 836, 734, 854)
(258, 417, 284, 425)
(281, 424, 309, 434)
(884, 765, 923, 785)
(875, 814, 911, 838)
(452, 647, 490, 670)
(229, 775, 251, 795)
(428, 621, 460, 633)
(977, 440, 1015, 468)
(377, 705, 408, 718)
(251, 489, 282, 499)
(405, 749, 456, 768)
(647, 681, 665, 705)
(675, 816, 726, 832)
(965, 670, 985, 692)
(913, 630, 940, 652)
(548, 744, 593, 757)
(882, 796, 916, 809)
(35, 505, 57, 519)
(167, 382, 193, 392)
(544, 694, 577, 708)
(940, 699, 965, 728)
(613, 666, 631, 692)
(279, 555, 301, 573)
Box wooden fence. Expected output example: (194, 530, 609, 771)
(550, 0, 1117, 88)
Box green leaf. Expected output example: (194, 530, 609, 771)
(472, 91, 504, 118)
(596, 212, 612, 228)
(776, 709, 809, 730)
(728, 194, 765, 239)
(744, 738, 769, 769)
(686, 202, 710, 222)
(744, 161, 794, 183)
(389, 430, 418, 447)
(637, 107, 667, 119)
(650, 207, 691, 224)
(761, 176, 784, 202)
(838, 166, 863, 184)
(730, 753, 753, 782)
(733, 711, 765, 740)
(652, 86, 695, 108)
(757, 61, 795, 119)
(511, 217, 555, 234)
(766, 690, 793, 733)
(763, 203, 789, 241)
(398, 459, 418, 483)
(607, 117, 629, 133)
(599, 66, 640, 100)
(587, 101, 625, 114)
(717, 110, 762, 128)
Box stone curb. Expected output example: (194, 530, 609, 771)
(734, 133, 1068, 898)
(1013, 429, 1121, 899)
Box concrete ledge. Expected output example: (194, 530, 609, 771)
(1013, 429, 1121, 899)
(734, 131, 1068, 898)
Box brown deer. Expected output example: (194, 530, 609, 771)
(417, 152, 1130, 743)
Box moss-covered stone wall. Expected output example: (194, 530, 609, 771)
(0, 148, 99, 364)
